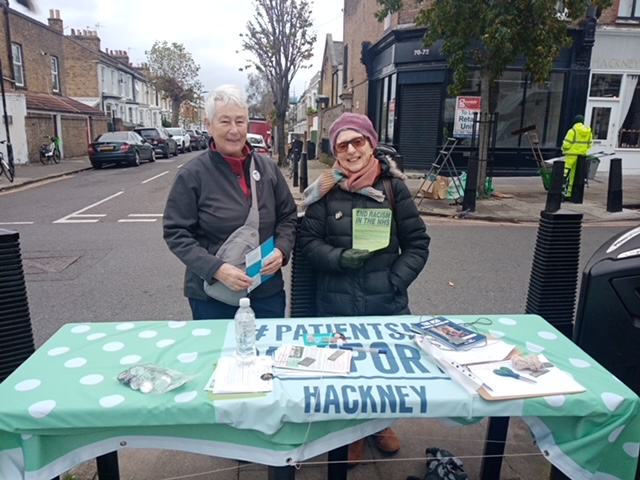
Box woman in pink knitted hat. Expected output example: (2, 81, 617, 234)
(298, 112, 430, 464)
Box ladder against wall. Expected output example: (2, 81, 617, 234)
(414, 138, 464, 206)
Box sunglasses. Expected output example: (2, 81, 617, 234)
(335, 136, 368, 153)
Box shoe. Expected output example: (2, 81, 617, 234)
(373, 427, 400, 453)
(347, 438, 366, 467)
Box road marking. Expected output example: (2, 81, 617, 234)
(118, 213, 162, 223)
(118, 219, 157, 223)
(142, 171, 169, 184)
(0, 221, 34, 225)
(54, 191, 123, 223)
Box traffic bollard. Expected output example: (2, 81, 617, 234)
(607, 157, 623, 213)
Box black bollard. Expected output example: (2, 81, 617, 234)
(299, 152, 308, 192)
(569, 155, 586, 204)
(289, 214, 317, 318)
(545, 161, 565, 213)
(292, 154, 299, 188)
(525, 210, 583, 339)
(607, 157, 623, 212)
(461, 156, 479, 212)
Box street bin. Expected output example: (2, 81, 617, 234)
(573, 225, 640, 395)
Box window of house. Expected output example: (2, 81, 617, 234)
(618, 75, 640, 148)
(111, 70, 116, 94)
(51, 56, 60, 92)
(11, 43, 24, 87)
(100, 66, 106, 92)
(589, 74, 622, 98)
(618, 0, 640, 19)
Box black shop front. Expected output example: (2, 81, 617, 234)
(362, 19, 596, 175)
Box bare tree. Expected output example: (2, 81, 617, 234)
(241, 0, 316, 165)
(246, 72, 275, 120)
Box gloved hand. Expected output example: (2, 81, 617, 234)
(339, 249, 372, 269)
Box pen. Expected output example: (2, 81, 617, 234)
(339, 345, 388, 355)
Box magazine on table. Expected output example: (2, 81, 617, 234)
(410, 316, 487, 350)
(273, 344, 353, 375)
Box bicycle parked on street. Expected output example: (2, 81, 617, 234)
(0, 139, 14, 182)
(39, 135, 61, 164)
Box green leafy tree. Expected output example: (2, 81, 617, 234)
(146, 41, 203, 127)
(241, 0, 316, 165)
(246, 72, 275, 121)
(375, 0, 611, 195)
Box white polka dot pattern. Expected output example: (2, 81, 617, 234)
(156, 339, 175, 348)
(139, 331, 158, 339)
(538, 331, 557, 340)
(116, 323, 135, 331)
(15, 379, 41, 391)
(602, 392, 625, 412)
(80, 375, 104, 386)
(99, 395, 125, 408)
(175, 391, 198, 403)
(28, 400, 56, 418)
(70, 325, 91, 333)
(498, 317, 517, 326)
(177, 352, 198, 363)
(192, 328, 211, 337)
(544, 395, 566, 407)
(168, 321, 187, 328)
(64, 358, 87, 368)
(120, 355, 142, 365)
(87, 333, 107, 341)
(47, 347, 69, 356)
(102, 342, 124, 352)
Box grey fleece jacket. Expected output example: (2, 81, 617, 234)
(163, 148, 297, 301)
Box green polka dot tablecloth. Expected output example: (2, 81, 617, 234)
(0, 315, 638, 480)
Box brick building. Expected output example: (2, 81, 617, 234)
(317, 34, 344, 154)
(0, 7, 107, 164)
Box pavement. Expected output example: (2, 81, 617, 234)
(2, 156, 639, 480)
(3, 155, 640, 225)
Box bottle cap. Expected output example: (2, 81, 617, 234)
(239, 297, 250, 307)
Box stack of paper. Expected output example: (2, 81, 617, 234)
(205, 356, 274, 394)
(273, 344, 352, 376)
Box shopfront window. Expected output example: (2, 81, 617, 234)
(443, 70, 564, 148)
(589, 74, 622, 98)
(374, 74, 397, 145)
(619, 75, 640, 148)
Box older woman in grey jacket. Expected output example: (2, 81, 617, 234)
(163, 85, 297, 320)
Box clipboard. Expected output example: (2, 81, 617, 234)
(470, 356, 586, 401)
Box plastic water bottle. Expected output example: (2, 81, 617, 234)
(234, 297, 256, 365)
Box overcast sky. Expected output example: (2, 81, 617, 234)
(16, 0, 344, 97)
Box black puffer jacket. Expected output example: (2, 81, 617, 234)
(298, 153, 430, 316)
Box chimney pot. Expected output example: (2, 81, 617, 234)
(71, 28, 75, 35)
(56, 10, 60, 19)
(49, 9, 54, 18)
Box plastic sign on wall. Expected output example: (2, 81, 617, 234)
(453, 96, 481, 138)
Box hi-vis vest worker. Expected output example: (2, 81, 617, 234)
(561, 115, 593, 198)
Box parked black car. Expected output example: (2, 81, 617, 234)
(186, 129, 206, 150)
(133, 126, 179, 158)
(88, 131, 155, 169)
